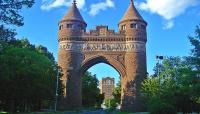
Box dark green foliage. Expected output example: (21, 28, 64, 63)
(189, 24, 200, 58)
(0, 26, 16, 41)
(0, 0, 34, 40)
(82, 71, 104, 108)
(0, 39, 60, 112)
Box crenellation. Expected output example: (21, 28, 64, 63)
(84, 25, 124, 37)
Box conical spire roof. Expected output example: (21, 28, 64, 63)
(120, 0, 144, 23)
(61, 0, 85, 22)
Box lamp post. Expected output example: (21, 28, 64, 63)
(156, 55, 164, 83)
(54, 66, 59, 112)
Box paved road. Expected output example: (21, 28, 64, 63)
(79, 109, 106, 114)
(64, 109, 107, 114)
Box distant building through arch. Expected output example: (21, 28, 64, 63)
(100, 77, 115, 100)
(57, 0, 148, 112)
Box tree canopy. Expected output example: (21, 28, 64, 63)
(0, 39, 59, 112)
(82, 71, 104, 108)
(112, 78, 121, 105)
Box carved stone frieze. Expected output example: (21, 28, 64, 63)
(59, 41, 145, 52)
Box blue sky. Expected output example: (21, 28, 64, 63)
(16, 0, 200, 83)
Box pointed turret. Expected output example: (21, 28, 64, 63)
(119, 0, 145, 24)
(118, 0, 147, 40)
(61, 0, 86, 23)
(58, 0, 87, 38)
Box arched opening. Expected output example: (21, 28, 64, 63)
(81, 55, 125, 77)
(80, 55, 124, 109)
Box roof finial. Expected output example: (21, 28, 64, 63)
(73, 0, 77, 5)
(131, 0, 134, 4)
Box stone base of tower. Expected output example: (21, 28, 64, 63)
(121, 96, 146, 112)
(58, 97, 82, 111)
(120, 80, 146, 112)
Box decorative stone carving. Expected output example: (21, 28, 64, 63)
(59, 41, 145, 52)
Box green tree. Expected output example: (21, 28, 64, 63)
(82, 71, 104, 108)
(187, 24, 200, 111)
(0, 39, 59, 112)
(0, 0, 34, 40)
(112, 78, 121, 104)
(142, 57, 200, 113)
(142, 57, 182, 114)
(141, 24, 200, 113)
(104, 99, 117, 110)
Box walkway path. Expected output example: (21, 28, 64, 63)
(64, 109, 107, 114)
(79, 109, 106, 114)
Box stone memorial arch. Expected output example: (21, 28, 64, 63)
(58, 0, 147, 112)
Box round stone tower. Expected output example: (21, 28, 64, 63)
(58, 0, 87, 109)
(118, 0, 147, 112)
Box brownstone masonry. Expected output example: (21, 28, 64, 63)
(57, 0, 147, 112)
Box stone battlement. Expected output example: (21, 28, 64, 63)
(84, 25, 123, 36)
(58, 25, 146, 42)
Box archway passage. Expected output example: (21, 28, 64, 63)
(58, 51, 147, 112)
(80, 55, 125, 107)
(81, 63, 121, 108)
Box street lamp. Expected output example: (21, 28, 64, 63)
(156, 55, 164, 83)
(54, 65, 60, 112)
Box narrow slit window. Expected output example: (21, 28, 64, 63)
(59, 25, 63, 30)
(130, 23, 137, 28)
(66, 24, 73, 28)
(121, 25, 126, 30)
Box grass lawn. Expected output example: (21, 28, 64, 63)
(0, 111, 149, 114)
(0, 112, 9, 114)
(116, 112, 149, 114)
(0, 111, 80, 114)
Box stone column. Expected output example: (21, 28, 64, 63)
(121, 51, 147, 112)
(58, 49, 83, 109)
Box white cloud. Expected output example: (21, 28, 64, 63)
(41, 0, 85, 10)
(163, 20, 174, 30)
(89, 0, 115, 16)
(138, 0, 199, 29)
